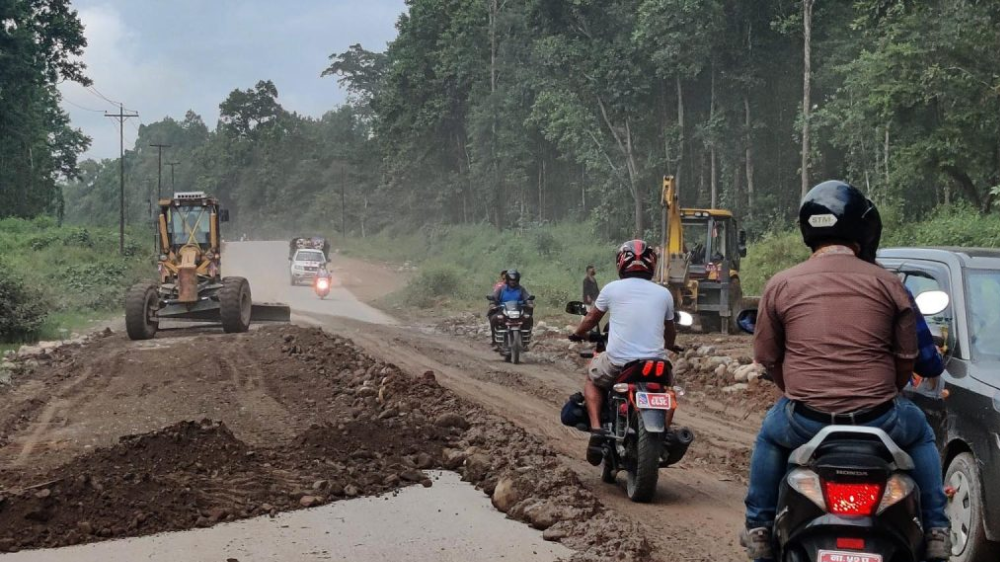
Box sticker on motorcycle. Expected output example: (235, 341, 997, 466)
(635, 392, 672, 410)
(818, 550, 882, 562)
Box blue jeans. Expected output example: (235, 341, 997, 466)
(745, 396, 949, 531)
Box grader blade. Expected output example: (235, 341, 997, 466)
(250, 303, 291, 322)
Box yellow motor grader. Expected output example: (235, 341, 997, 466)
(658, 176, 747, 333)
(125, 191, 290, 340)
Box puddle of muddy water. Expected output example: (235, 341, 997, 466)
(0, 471, 571, 562)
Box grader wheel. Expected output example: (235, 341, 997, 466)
(220, 276, 252, 333)
(125, 283, 159, 341)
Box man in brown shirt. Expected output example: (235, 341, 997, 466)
(741, 181, 950, 562)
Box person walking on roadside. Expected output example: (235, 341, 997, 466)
(582, 265, 600, 308)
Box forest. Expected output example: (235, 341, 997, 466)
(5, 0, 1000, 242)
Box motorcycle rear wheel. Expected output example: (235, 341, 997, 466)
(625, 414, 663, 502)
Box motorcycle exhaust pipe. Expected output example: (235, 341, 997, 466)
(660, 426, 695, 467)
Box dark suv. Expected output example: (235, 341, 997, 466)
(878, 247, 1000, 562)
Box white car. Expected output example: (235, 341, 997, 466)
(289, 249, 328, 286)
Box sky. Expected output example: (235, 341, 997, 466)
(58, 0, 406, 160)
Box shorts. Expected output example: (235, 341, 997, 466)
(588, 353, 622, 389)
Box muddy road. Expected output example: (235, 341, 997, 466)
(0, 240, 764, 561)
(230, 241, 758, 560)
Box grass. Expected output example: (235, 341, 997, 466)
(0, 216, 152, 345)
(337, 223, 617, 322)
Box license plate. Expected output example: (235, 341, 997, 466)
(818, 550, 882, 562)
(635, 392, 672, 410)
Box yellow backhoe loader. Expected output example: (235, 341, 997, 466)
(125, 191, 291, 340)
(658, 176, 747, 333)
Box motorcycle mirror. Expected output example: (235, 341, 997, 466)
(565, 301, 587, 316)
(915, 290, 949, 316)
(675, 311, 694, 327)
(736, 309, 758, 334)
(527, 295, 536, 301)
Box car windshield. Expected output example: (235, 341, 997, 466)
(967, 270, 1000, 361)
(168, 206, 211, 245)
(295, 250, 325, 262)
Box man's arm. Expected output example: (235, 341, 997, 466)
(573, 308, 606, 336)
(663, 320, 677, 351)
(754, 279, 786, 391)
(891, 284, 920, 389)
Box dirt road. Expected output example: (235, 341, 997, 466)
(0, 240, 761, 561)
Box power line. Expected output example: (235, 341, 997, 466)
(106, 104, 139, 255)
(87, 85, 122, 107)
(61, 97, 105, 113)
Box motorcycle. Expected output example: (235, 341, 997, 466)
(735, 307, 938, 562)
(314, 275, 331, 300)
(564, 300, 696, 502)
(486, 295, 535, 364)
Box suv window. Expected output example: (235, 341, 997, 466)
(903, 272, 941, 296)
(967, 270, 1000, 361)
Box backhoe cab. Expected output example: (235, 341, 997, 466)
(124, 191, 290, 340)
(659, 176, 747, 333)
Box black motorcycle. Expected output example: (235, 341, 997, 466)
(736, 309, 925, 562)
(486, 296, 535, 364)
(564, 301, 695, 502)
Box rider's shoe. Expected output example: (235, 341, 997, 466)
(739, 526, 774, 562)
(586, 430, 605, 466)
(924, 527, 952, 561)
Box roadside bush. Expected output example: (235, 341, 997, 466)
(0, 266, 49, 342)
(741, 231, 810, 294)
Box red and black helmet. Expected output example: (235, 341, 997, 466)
(616, 240, 657, 279)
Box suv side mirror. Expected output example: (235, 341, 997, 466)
(736, 308, 758, 334)
(219, 209, 230, 222)
(915, 290, 950, 316)
(738, 229, 748, 258)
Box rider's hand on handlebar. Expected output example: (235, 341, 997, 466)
(568, 333, 585, 342)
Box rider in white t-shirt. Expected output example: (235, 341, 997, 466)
(570, 240, 677, 465)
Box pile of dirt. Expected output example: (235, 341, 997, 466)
(0, 326, 650, 561)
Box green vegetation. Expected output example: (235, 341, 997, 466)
(339, 224, 615, 316)
(52, 0, 1000, 245)
(1, 1, 90, 219)
(0, 217, 151, 344)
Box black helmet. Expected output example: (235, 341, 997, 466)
(505, 269, 521, 283)
(799, 180, 880, 256)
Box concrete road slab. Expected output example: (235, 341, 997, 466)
(0, 472, 571, 561)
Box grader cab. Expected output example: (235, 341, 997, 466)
(125, 191, 290, 340)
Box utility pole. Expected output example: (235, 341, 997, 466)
(106, 104, 139, 255)
(166, 161, 180, 191)
(149, 143, 171, 200)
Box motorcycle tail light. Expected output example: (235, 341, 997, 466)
(787, 468, 826, 511)
(836, 538, 865, 550)
(876, 474, 915, 514)
(612, 383, 629, 393)
(822, 481, 884, 516)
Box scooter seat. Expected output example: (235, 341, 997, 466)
(814, 438, 894, 465)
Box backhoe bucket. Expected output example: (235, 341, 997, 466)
(250, 302, 291, 322)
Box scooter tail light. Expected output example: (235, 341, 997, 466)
(822, 481, 884, 516)
(876, 474, 915, 514)
(787, 468, 826, 511)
